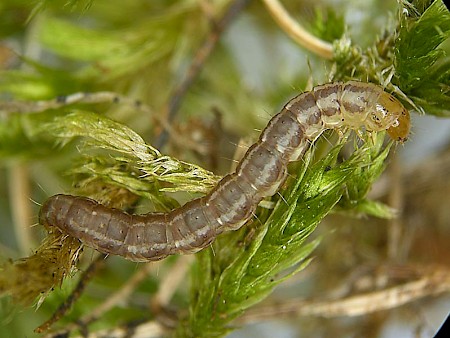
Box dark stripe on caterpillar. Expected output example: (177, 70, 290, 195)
(39, 81, 410, 262)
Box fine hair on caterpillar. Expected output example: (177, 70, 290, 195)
(39, 81, 410, 262)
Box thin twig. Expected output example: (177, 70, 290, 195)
(43, 262, 159, 338)
(8, 162, 34, 255)
(44, 256, 192, 337)
(81, 262, 158, 325)
(73, 320, 166, 338)
(62, 266, 450, 338)
(387, 155, 404, 261)
(0, 91, 143, 114)
(46, 257, 192, 338)
(35, 254, 107, 333)
(154, 0, 250, 149)
(236, 266, 450, 324)
(0, 91, 209, 155)
(262, 0, 333, 59)
(151, 255, 194, 312)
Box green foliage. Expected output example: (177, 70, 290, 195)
(0, 111, 57, 159)
(0, 233, 82, 306)
(310, 6, 346, 42)
(44, 110, 219, 211)
(30, 0, 94, 17)
(37, 14, 182, 81)
(0, 60, 91, 100)
(182, 133, 392, 337)
(395, 0, 450, 115)
(0, 108, 219, 205)
(0, 0, 34, 37)
(333, 0, 450, 114)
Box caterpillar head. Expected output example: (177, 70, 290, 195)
(366, 92, 410, 143)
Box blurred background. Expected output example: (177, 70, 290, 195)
(1, 0, 449, 337)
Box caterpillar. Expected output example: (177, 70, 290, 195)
(39, 81, 410, 262)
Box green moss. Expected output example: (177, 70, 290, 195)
(181, 133, 392, 337)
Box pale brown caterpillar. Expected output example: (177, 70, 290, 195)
(39, 81, 410, 262)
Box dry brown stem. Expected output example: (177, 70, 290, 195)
(154, 0, 250, 148)
(237, 266, 450, 324)
(262, 0, 333, 59)
(35, 254, 107, 333)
